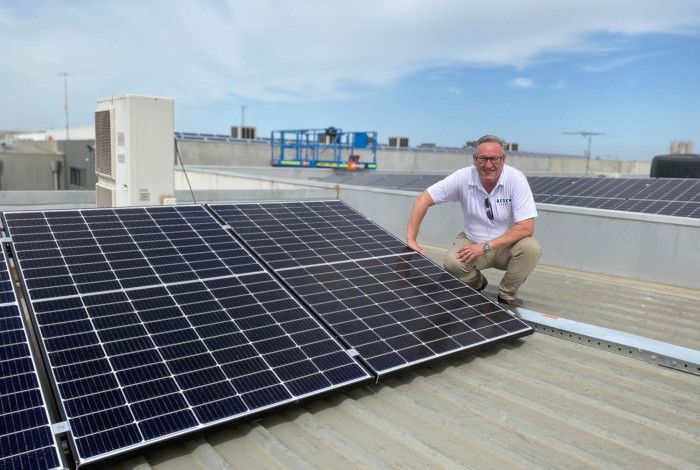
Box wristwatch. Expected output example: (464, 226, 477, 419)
(482, 241, 492, 253)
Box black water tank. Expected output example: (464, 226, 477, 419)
(650, 154, 700, 178)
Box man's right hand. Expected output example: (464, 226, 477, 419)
(406, 239, 425, 256)
(405, 191, 434, 258)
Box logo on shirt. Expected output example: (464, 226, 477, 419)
(495, 198, 511, 206)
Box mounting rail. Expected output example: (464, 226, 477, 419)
(513, 308, 700, 376)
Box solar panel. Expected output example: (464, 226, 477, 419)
(208, 201, 533, 376)
(3, 206, 370, 466)
(280, 254, 532, 375)
(0, 242, 62, 470)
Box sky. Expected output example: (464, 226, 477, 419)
(0, 0, 699, 160)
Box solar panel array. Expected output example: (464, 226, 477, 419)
(209, 201, 533, 376)
(528, 176, 700, 217)
(0, 243, 62, 469)
(3, 206, 370, 465)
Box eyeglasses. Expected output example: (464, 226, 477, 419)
(474, 155, 504, 164)
(485, 198, 494, 220)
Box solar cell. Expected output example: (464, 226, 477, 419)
(3, 206, 370, 466)
(208, 201, 533, 376)
(0, 243, 62, 470)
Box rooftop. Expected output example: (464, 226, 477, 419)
(0, 171, 697, 469)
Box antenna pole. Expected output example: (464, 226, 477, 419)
(563, 131, 605, 176)
(59, 72, 70, 140)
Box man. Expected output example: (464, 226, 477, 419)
(406, 135, 541, 307)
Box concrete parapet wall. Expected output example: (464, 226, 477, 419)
(176, 140, 651, 176)
(185, 165, 336, 180)
(177, 140, 271, 166)
(378, 150, 468, 172)
(0, 190, 95, 212)
(176, 168, 314, 191)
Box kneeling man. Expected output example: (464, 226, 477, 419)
(406, 135, 541, 307)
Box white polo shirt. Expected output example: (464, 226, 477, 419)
(426, 164, 537, 243)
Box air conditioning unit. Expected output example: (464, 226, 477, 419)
(231, 126, 257, 139)
(388, 137, 409, 148)
(95, 94, 175, 207)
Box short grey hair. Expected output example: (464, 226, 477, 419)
(475, 134, 506, 149)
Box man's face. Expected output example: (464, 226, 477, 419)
(473, 142, 506, 186)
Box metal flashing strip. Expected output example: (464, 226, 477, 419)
(514, 308, 700, 376)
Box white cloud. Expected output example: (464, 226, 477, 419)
(447, 87, 462, 94)
(510, 78, 535, 89)
(0, 0, 699, 128)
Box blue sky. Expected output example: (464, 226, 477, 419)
(1, 0, 698, 160)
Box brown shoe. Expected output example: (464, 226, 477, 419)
(477, 277, 488, 292)
(497, 295, 524, 308)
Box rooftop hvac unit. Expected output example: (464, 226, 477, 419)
(388, 137, 409, 148)
(231, 126, 257, 139)
(94, 95, 175, 207)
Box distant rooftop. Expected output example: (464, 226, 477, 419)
(174, 131, 586, 159)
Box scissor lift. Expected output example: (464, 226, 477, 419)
(270, 128, 377, 170)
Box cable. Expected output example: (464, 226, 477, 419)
(174, 138, 197, 204)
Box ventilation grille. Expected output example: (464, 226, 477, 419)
(95, 184, 114, 208)
(95, 110, 112, 177)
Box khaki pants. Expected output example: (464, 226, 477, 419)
(444, 232, 541, 300)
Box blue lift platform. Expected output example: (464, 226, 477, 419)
(270, 128, 377, 170)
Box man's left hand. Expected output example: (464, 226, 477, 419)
(457, 244, 484, 263)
